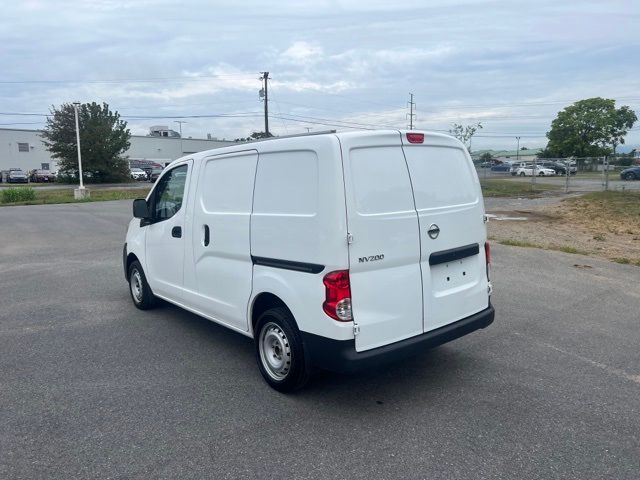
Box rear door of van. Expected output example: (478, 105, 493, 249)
(401, 133, 488, 332)
(340, 132, 424, 352)
(341, 131, 488, 353)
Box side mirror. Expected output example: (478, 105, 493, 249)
(132, 198, 151, 219)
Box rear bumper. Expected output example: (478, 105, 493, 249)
(301, 304, 495, 374)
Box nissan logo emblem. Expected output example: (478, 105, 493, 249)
(427, 224, 440, 239)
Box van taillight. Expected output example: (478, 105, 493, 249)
(322, 270, 353, 322)
(406, 132, 424, 144)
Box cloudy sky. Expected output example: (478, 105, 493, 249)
(1, 0, 638, 150)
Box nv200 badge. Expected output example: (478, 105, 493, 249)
(358, 254, 385, 263)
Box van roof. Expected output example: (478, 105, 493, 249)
(167, 129, 464, 167)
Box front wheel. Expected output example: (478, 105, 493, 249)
(255, 307, 311, 392)
(128, 261, 157, 310)
(625, 173, 637, 181)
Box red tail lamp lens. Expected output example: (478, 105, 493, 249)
(322, 270, 352, 321)
(406, 133, 424, 144)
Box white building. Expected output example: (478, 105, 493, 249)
(0, 127, 234, 172)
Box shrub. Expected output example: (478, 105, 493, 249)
(1, 187, 36, 203)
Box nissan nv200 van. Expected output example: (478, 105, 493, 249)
(123, 130, 494, 391)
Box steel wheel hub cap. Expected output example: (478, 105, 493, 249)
(259, 322, 292, 381)
(130, 269, 143, 303)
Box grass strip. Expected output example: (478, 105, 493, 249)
(480, 179, 560, 197)
(0, 188, 150, 207)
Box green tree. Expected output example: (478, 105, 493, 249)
(479, 152, 494, 163)
(544, 97, 637, 157)
(449, 122, 482, 151)
(234, 131, 273, 142)
(41, 102, 131, 183)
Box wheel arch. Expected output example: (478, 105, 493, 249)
(250, 292, 295, 335)
(125, 252, 140, 280)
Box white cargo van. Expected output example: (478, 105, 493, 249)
(123, 130, 494, 391)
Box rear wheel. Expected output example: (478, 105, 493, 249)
(128, 261, 157, 310)
(255, 307, 311, 392)
(519, 172, 526, 177)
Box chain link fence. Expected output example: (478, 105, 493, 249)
(476, 156, 640, 194)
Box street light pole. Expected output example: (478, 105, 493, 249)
(174, 121, 186, 156)
(73, 102, 84, 190)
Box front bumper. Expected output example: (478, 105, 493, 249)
(301, 304, 495, 374)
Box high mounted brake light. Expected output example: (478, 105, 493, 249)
(406, 133, 424, 144)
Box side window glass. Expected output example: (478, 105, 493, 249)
(152, 165, 188, 221)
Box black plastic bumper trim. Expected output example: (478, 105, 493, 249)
(301, 304, 494, 374)
(429, 243, 479, 266)
(251, 256, 325, 274)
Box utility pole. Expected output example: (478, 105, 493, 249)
(407, 93, 416, 130)
(72, 102, 88, 199)
(174, 120, 187, 155)
(260, 72, 270, 136)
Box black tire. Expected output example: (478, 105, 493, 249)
(625, 173, 636, 181)
(254, 307, 311, 392)
(127, 260, 157, 310)
(519, 172, 526, 177)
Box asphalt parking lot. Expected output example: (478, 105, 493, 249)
(1, 201, 639, 479)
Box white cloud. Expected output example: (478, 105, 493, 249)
(280, 41, 325, 66)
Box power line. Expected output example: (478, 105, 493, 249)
(0, 121, 46, 126)
(0, 108, 637, 138)
(0, 73, 259, 85)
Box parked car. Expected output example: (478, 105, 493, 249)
(490, 162, 512, 173)
(29, 169, 56, 182)
(620, 166, 640, 181)
(123, 130, 494, 391)
(130, 168, 148, 181)
(510, 162, 529, 175)
(148, 167, 164, 182)
(7, 169, 29, 183)
(515, 165, 556, 176)
(537, 161, 576, 175)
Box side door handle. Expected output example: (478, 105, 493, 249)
(203, 224, 210, 246)
(171, 226, 182, 238)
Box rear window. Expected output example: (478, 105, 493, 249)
(403, 146, 478, 210)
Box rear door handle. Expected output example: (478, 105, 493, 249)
(171, 226, 182, 238)
(203, 224, 210, 246)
